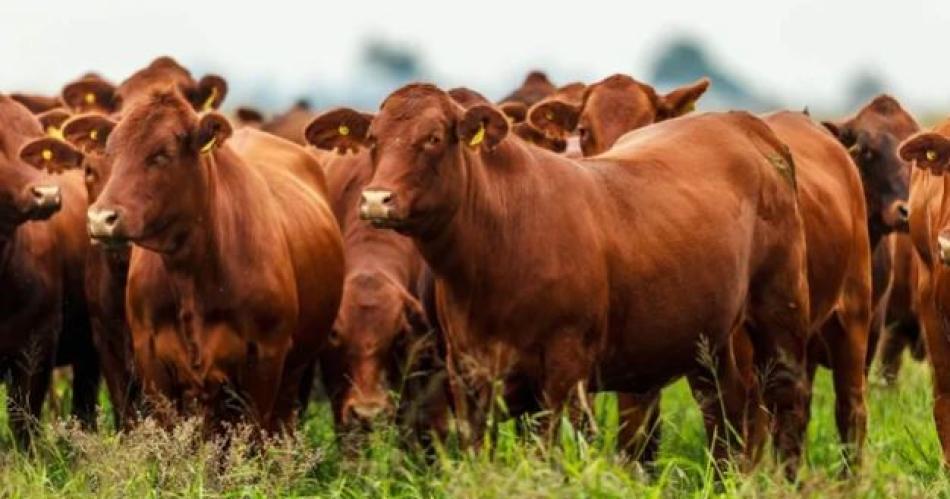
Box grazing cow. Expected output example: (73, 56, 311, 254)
(314, 84, 813, 475)
(530, 74, 873, 465)
(76, 90, 342, 432)
(0, 95, 91, 444)
(822, 96, 918, 381)
(898, 120, 950, 463)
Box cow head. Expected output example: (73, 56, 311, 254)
(323, 271, 429, 429)
(86, 90, 231, 253)
(307, 85, 509, 235)
(498, 70, 557, 108)
(529, 75, 708, 156)
(824, 95, 917, 236)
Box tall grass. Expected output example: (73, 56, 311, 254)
(0, 355, 944, 497)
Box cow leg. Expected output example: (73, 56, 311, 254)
(616, 391, 661, 465)
(865, 300, 887, 374)
(689, 329, 763, 470)
(821, 312, 869, 469)
(8, 337, 56, 450)
(296, 360, 317, 421)
(917, 273, 950, 464)
(239, 342, 290, 433)
(878, 326, 908, 385)
(748, 257, 810, 479)
(71, 347, 101, 432)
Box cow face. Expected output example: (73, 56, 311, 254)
(307, 85, 508, 235)
(529, 75, 708, 156)
(86, 91, 231, 253)
(0, 150, 63, 235)
(324, 272, 428, 429)
(824, 95, 917, 236)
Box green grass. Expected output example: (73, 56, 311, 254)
(0, 355, 944, 498)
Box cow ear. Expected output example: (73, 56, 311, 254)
(499, 102, 528, 123)
(899, 132, 950, 174)
(304, 108, 373, 154)
(659, 77, 709, 119)
(193, 112, 233, 155)
(10, 93, 62, 114)
(19, 138, 84, 174)
(62, 114, 115, 154)
(61, 78, 117, 113)
(458, 104, 509, 150)
(37, 108, 72, 139)
(235, 106, 265, 126)
(185, 74, 228, 112)
(511, 122, 566, 153)
(528, 99, 580, 138)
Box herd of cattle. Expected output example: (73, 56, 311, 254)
(1, 55, 949, 477)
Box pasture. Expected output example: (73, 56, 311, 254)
(0, 356, 941, 497)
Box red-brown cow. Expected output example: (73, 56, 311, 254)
(311, 84, 813, 475)
(822, 96, 919, 382)
(30, 57, 230, 428)
(898, 121, 950, 463)
(305, 87, 488, 436)
(530, 74, 873, 466)
(0, 95, 91, 444)
(62, 89, 344, 433)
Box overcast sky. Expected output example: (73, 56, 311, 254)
(3, 1, 947, 114)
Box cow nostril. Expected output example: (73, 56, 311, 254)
(104, 211, 119, 227)
(897, 204, 910, 219)
(381, 192, 393, 205)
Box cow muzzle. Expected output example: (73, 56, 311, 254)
(884, 200, 910, 232)
(360, 189, 396, 224)
(87, 206, 126, 244)
(25, 184, 62, 220)
(342, 396, 393, 428)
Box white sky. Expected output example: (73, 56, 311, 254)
(2, 0, 947, 113)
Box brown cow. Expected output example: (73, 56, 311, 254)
(0, 95, 91, 444)
(313, 84, 813, 475)
(47, 57, 229, 429)
(529, 74, 873, 465)
(307, 87, 488, 435)
(498, 70, 556, 110)
(822, 96, 919, 382)
(528, 74, 709, 157)
(898, 119, 950, 463)
(77, 90, 342, 433)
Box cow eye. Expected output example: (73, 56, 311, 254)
(578, 126, 589, 141)
(149, 151, 170, 166)
(328, 328, 342, 347)
(84, 166, 97, 183)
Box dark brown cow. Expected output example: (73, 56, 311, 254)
(74, 90, 342, 432)
(0, 95, 92, 444)
(528, 74, 708, 157)
(312, 84, 813, 474)
(898, 119, 950, 463)
(822, 96, 919, 381)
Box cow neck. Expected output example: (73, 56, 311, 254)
(345, 222, 419, 285)
(0, 230, 15, 277)
(416, 139, 539, 287)
(160, 147, 259, 298)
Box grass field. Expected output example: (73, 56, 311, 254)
(0, 355, 944, 498)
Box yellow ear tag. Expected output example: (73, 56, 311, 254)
(84, 92, 96, 105)
(927, 150, 938, 161)
(89, 129, 99, 141)
(47, 126, 64, 141)
(41, 149, 53, 161)
(338, 124, 350, 136)
(469, 122, 485, 147)
(200, 136, 217, 154)
(201, 86, 219, 111)
(545, 111, 554, 121)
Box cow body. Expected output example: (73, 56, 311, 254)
(0, 95, 92, 442)
(336, 85, 811, 472)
